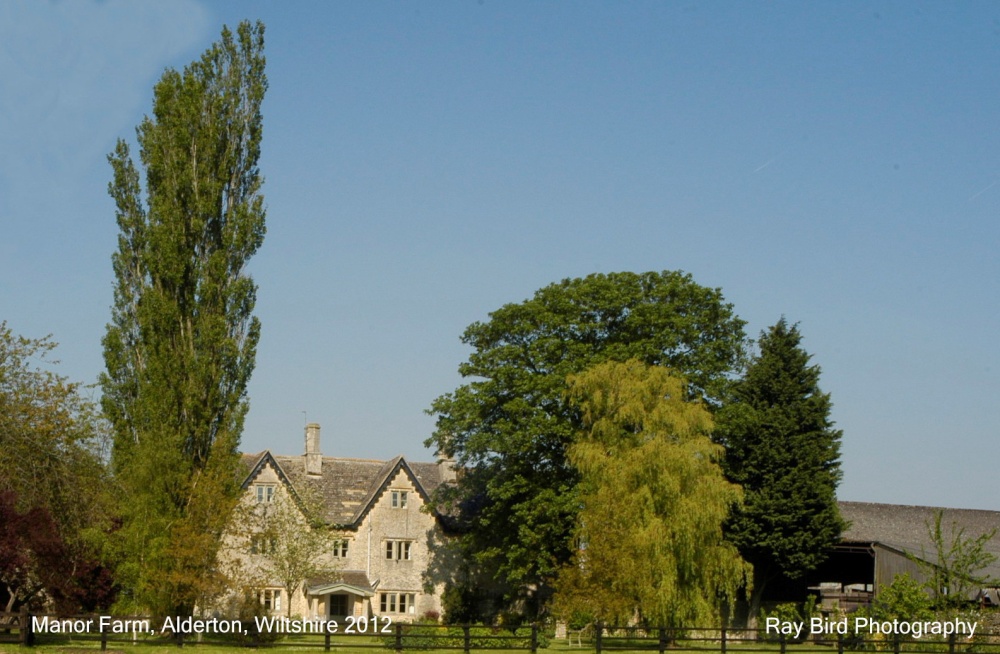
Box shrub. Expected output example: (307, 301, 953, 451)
(871, 574, 934, 622)
(760, 600, 816, 643)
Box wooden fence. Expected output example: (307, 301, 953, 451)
(3, 610, 1000, 653)
(0, 609, 540, 651)
(587, 623, 1000, 654)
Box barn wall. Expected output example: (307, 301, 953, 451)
(873, 545, 925, 593)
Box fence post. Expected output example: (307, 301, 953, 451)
(837, 633, 844, 654)
(721, 627, 727, 654)
(395, 622, 403, 652)
(658, 627, 666, 654)
(948, 633, 956, 654)
(463, 624, 471, 654)
(595, 622, 603, 654)
(780, 633, 786, 654)
(325, 631, 331, 652)
(530, 623, 538, 654)
(893, 635, 900, 654)
(19, 607, 33, 647)
(101, 617, 108, 651)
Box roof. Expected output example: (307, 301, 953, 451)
(306, 570, 375, 597)
(838, 501, 1000, 581)
(240, 451, 450, 528)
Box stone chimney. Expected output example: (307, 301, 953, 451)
(436, 449, 457, 483)
(305, 422, 322, 476)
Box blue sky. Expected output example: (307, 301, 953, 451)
(2, 1, 997, 510)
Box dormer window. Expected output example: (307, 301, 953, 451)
(256, 484, 275, 503)
(391, 490, 408, 509)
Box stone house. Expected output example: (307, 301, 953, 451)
(233, 423, 455, 621)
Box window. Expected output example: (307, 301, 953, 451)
(255, 484, 275, 503)
(391, 490, 408, 509)
(385, 540, 412, 561)
(250, 535, 277, 555)
(379, 592, 415, 614)
(258, 589, 281, 612)
(332, 539, 349, 558)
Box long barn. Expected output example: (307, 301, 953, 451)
(813, 502, 1000, 610)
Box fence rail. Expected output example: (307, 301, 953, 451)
(586, 624, 1000, 654)
(0, 610, 540, 651)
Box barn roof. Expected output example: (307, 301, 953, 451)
(838, 501, 1000, 581)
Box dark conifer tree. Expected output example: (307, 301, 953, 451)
(718, 318, 845, 623)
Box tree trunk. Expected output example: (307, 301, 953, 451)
(746, 564, 774, 631)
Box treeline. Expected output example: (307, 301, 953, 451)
(2, 18, 845, 628)
(425, 271, 845, 628)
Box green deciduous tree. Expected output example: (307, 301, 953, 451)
(0, 323, 116, 612)
(427, 271, 747, 617)
(553, 361, 749, 628)
(917, 510, 997, 610)
(101, 21, 267, 615)
(717, 319, 844, 624)
(0, 323, 111, 539)
(223, 489, 343, 619)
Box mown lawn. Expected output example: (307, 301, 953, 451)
(3, 635, 998, 654)
(0, 641, 848, 654)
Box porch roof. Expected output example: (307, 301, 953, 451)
(306, 570, 375, 597)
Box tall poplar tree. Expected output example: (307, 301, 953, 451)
(101, 21, 266, 615)
(717, 319, 844, 624)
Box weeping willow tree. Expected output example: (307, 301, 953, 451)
(554, 360, 750, 628)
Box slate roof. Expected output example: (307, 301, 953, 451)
(838, 501, 1000, 581)
(240, 451, 449, 528)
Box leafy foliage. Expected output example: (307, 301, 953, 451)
(0, 323, 111, 540)
(917, 510, 997, 609)
(0, 324, 115, 612)
(427, 271, 747, 615)
(870, 574, 934, 622)
(553, 361, 749, 628)
(382, 622, 546, 650)
(101, 21, 267, 615)
(222, 487, 343, 618)
(717, 319, 844, 621)
(759, 601, 816, 642)
(0, 491, 66, 612)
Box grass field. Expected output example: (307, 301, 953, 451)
(3, 625, 999, 654)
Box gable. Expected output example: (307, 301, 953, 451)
(241, 451, 294, 491)
(240, 451, 449, 530)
